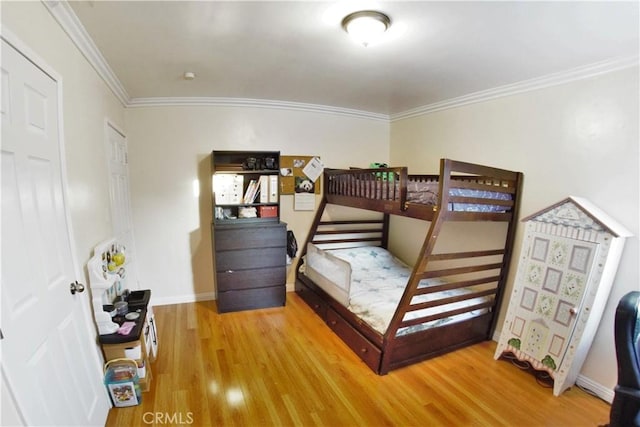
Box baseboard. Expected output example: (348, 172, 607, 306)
(576, 375, 614, 404)
(151, 291, 216, 306)
(149, 285, 296, 307)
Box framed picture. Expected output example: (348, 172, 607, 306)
(107, 382, 139, 407)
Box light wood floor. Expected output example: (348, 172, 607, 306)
(105, 293, 611, 426)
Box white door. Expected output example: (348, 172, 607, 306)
(106, 123, 139, 288)
(1, 38, 110, 426)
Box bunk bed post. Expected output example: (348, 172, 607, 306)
(381, 213, 390, 249)
(296, 196, 328, 274)
(488, 171, 524, 336)
(294, 166, 329, 275)
(399, 167, 409, 211)
(403, 158, 454, 273)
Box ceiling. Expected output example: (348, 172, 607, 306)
(67, 1, 639, 118)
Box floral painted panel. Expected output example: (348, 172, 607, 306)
(510, 232, 598, 370)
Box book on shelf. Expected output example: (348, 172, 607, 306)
(243, 179, 259, 204)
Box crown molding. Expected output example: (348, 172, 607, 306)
(391, 55, 639, 122)
(42, 1, 385, 120)
(43, 0, 130, 106)
(46, 1, 637, 123)
(127, 97, 389, 121)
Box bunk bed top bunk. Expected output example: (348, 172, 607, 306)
(295, 158, 523, 374)
(325, 158, 519, 221)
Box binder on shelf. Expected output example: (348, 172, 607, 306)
(259, 175, 269, 204)
(213, 174, 232, 204)
(229, 175, 243, 205)
(268, 175, 278, 203)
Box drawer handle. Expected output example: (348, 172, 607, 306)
(313, 304, 320, 309)
(360, 348, 368, 354)
(226, 270, 234, 273)
(330, 320, 337, 326)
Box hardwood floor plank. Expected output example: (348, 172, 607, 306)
(105, 294, 611, 426)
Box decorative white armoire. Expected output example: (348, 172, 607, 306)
(494, 197, 631, 396)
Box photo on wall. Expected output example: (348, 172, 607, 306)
(295, 176, 315, 193)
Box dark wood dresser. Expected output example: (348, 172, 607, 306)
(213, 221, 287, 312)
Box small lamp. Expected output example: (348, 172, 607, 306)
(342, 10, 391, 47)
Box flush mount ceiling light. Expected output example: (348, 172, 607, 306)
(341, 10, 391, 47)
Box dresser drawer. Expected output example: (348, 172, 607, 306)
(216, 247, 285, 271)
(214, 224, 286, 251)
(217, 286, 286, 313)
(216, 266, 285, 292)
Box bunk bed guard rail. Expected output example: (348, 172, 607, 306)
(323, 159, 519, 221)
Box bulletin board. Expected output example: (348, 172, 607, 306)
(280, 155, 322, 195)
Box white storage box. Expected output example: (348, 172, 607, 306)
(124, 344, 141, 360)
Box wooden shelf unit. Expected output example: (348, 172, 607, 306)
(211, 150, 287, 313)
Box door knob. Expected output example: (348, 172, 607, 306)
(70, 281, 85, 295)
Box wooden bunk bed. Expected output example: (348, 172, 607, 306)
(295, 158, 524, 374)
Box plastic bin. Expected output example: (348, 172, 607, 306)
(104, 358, 142, 407)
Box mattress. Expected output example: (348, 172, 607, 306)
(304, 245, 491, 336)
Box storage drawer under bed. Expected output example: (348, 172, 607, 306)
(295, 279, 327, 319)
(326, 307, 382, 373)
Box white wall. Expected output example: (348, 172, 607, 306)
(2, 1, 125, 267)
(389, 66, 639, 396)
(124, 106, 388, 304)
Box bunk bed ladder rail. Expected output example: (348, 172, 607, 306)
(380, 159, 523, 373)
(396, 250, 506, 326)
(440, 159, 524, 334)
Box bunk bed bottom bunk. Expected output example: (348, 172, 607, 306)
(294, 218, 504, 375)
(295, 272, 495, 374)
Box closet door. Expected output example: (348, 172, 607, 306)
(514, 233, 599, 371)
